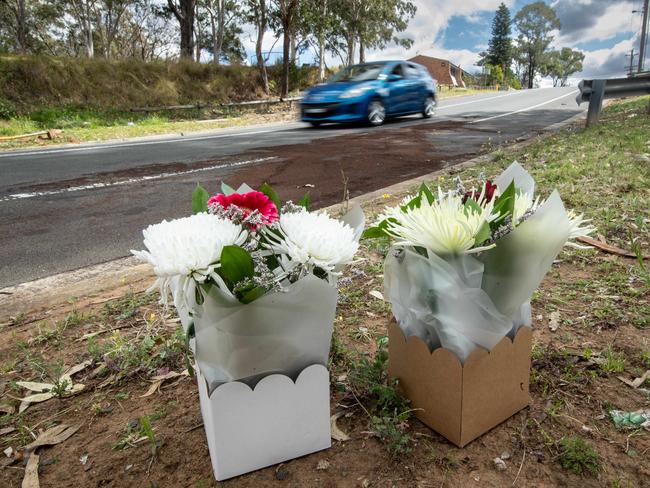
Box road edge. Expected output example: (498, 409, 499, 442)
(0, 108, 586, 320)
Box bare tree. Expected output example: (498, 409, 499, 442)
(274, 0, 299, 98)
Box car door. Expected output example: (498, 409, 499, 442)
(386, 63, 409, 114)
(405, 63, 426, 112)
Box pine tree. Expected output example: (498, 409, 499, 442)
(487, 3, 512, 73)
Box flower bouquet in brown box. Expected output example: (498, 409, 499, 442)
(364, 162, 594, 447)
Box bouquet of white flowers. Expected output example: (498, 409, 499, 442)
(365, 161, 594, 362)
(133, 182, 364, 389)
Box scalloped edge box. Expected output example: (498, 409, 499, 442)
(388, 320, 532, 447)
(196, 363, 331, 481)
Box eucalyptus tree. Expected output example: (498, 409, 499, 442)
(513, 2, 560, 88)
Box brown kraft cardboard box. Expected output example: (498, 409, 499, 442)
(388, 319, 532, 447)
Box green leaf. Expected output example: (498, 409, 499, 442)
(491, 180, 516, 223)
(401, 194, 421, 211)
(259, 182, 281, 211)
(241, 286, 267, 304)
(362, 218, 393, 239)
(363, 226, 388, 238)
(219, 245, 254, 286)
(297, 191, 311, 209)
(221, 181, 236, 195)
(192, 184, 209, 214)
(474, 221, 491, 246)
(418, 183, 435, 204)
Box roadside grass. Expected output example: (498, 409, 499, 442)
(0, 105, 297, 149)
(0, 96, 648, 486)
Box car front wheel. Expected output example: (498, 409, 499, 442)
(422, 95, 436, 118)
(367, 99, 386, 126)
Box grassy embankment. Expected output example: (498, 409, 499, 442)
(0, 97, 648, 487)
(0, 55, 497, 148)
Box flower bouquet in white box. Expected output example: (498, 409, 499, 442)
(132, 182, 363, 480)
(365, 161, 594, 362)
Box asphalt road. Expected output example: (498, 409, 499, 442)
(0, 87, 583, 287)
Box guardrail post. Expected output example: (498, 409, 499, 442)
(586, 80, 606, 127)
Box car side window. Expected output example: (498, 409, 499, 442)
(391, 64, 404, 78)
(406, 64, 420, 79)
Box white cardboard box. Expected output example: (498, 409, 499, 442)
(196, 363, 331, 481)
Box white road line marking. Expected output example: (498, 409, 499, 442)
(0, 128, 281, 158)
(1, 157, 274, 203)
(437, 90, 522, 110)
(470, 90, 578, 123)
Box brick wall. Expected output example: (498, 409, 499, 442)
(408, 55, 466, 88)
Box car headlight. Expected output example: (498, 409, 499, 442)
(339, 85, 373, 99)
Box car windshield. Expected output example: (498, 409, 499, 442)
(329, 63, 385, 82)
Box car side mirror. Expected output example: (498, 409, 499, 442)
(387, 74, 402, 82)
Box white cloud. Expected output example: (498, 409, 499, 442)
(551, 0, 637, 46)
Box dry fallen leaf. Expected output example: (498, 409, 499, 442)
(548, 311, 561, 332)
(17, 361, 90, 413)
(369, 290, 384, 301)
(618, 370, 650, 389)
(140, 370, 189, 398)
(330, 412, 350, 442)
(23, 424, 82, 452)
(22, 451, 39, 488)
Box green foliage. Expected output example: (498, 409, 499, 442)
(192, 184, 209, 214)
(513, 2, 561, 88)
(485, 3, 512, 71)
(557, 437, 601, 476)
(541, 48, 585, 87)
(599, 348, 626, 374)
(348, 347, 412, 455)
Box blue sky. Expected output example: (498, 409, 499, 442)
(240, 1, 647, 83)
(364, 0, 647, 81)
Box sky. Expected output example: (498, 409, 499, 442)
(240, 0, 648, 84)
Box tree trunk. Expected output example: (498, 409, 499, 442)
(84, 0, 94, 58)
(254, 0, 269, 95)
(346, 33, 355, 66)
(215, 0, 225, 64)
(15, 0, 27, 54)
(359, 39, 365, 64)
(281, 25, 291, 98)
(317, 0, 327, 82)
(527, 59, 534, 89)
(168, 0, 196, 59)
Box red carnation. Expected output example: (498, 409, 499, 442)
(208, 191, 279, 229)
(463, 180, 498, 205)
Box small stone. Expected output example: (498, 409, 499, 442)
(316, 459, 330, 470)
(500, 451, 511, 460)
(493, 457, 507, 471)
(275, 464, 289, 480)
(125, 464, 133, 471)
(3, 447, 12, 458)
(80, 454, 88, 465)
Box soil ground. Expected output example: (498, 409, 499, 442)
(1, 97, 649, 487)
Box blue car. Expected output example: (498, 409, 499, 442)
(301, 60, 438, 127)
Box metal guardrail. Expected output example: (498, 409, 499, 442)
(131, 96, 303, 113)
(577, 73, 650, 126)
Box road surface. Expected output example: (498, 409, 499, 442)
(0, 87, 582, 287)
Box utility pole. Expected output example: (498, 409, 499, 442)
(635, 0, 649, 72)
(626, 49, 636, 76)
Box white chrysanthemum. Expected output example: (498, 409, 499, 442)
(384, 190, 496, 255)
(132, 213, 247, 307)
(264, 210, 358, 275)
(513, 191, 541, 223)
(565, 209, 596, 249)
